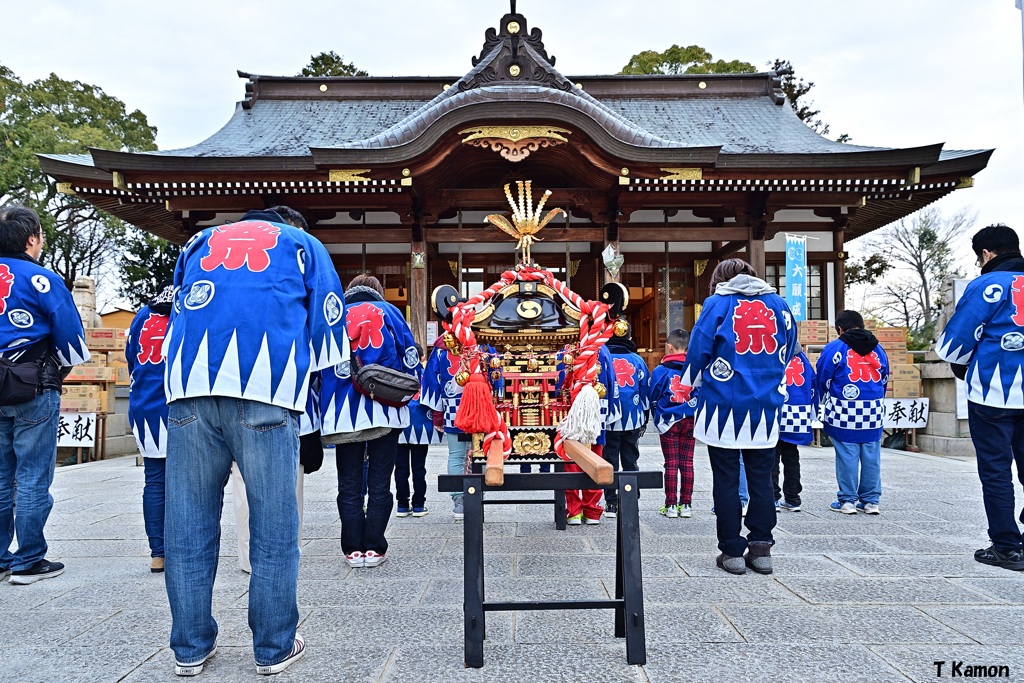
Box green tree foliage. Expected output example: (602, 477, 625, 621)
(119, 229, 180, 308)
(0, 63, 158, 293)
(844, 253, 890, 288)
(620, 45, 756, 75)
(769, 59, 849, 141)
(298, 51, 368, 77)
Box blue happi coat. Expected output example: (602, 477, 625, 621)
(815, 332, 889, 444)
(680, 275, 798, 449)
(0, 254, 89, 367)
(298, 372, 321, 437)
(420, 340, 501, 435)
(937, 263, 1024, 409)
(780, 350, 816, 446)
(165, 210, 348, 411)
(650, 353, 698, 434)
(126, 303, 170, 457)
(319, 286, 418, 434)
(400, 366, 442, 445)
(605, 342, 650, 432)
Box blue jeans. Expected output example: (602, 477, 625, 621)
(446, 433, 470, 501)
(0, 389, 60, 571)
(143, 457, 166, 558)
(707, 446, 776, 557)
(968, 402, 1024, 551)
(833, 439, 881, 505)
(336, 429, 399, 555)
(165, 397, 300, 668)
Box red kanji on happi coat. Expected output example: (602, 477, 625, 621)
(732, 300, 778, 354)
(1011, 276, 1024, 326)
(200, 221, 280, 273)
(613, 357, 635, 388)
(847, 350, 883, 383)
(137, 313, 169, 365)
(785, 356, 806, 386)
(346, 303, 386, 350)
(0, 265, 13, 315)
(669, 375, 692, 404)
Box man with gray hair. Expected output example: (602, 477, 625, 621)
(0, 205, 90, 585)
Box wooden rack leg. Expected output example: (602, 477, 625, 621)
(464, 478, 485, 668)
(618, 473, 647, 665)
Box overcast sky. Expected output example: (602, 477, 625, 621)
(2, 0, 1021, 260)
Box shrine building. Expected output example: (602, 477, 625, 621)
(38, 5, 992, 352)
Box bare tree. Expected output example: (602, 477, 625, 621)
(865, 206, 975, 337)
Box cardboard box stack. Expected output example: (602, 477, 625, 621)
(872, 326, 921, 398)
(797, 320, 830, 346)
(60, 328, 128, 414)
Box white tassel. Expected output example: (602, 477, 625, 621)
(558, 384, 602, 446)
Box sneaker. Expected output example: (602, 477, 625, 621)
(974, 545, 1024, 571)
(395, 506, 411, 517)
(605, 503, 618, 518)
(779, 500, 801, 512)
(453, 498, 465, 520)
(150, 557, 165, 573)
(584, 516, 601, 525)
(567, 513, 584, 525)
(716, 552, 747, 575)
(8, 559, 64, 585)
(665, 505, 679, 518)
(345, 551, 365, 568)
(175, 644, 217, 676)
(256, 634, 305, 675)
(774, 499, 781, 511)
(861, 502, 880, 515)
(830, 501, 857, 515)
(0, 566, 9, 582)
(412, 506, 429, 517)
(677, 504, 692, 518)
(744, 541, 773, 575)
(363, 550, 387, 567)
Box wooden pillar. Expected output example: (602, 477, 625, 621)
(410, 237, 427, 350)
(747, 225, 766, 277)
(834, 228, 846, 311)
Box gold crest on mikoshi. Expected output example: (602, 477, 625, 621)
(485, 181, 565, 264)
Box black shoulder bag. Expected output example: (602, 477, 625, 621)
(0, 357, 40, 406)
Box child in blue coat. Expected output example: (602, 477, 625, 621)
(651, 328, 698, 518)
(775, 347, 816, 512)
(602, 325, 650, 517)
(395, 344, 439, 517)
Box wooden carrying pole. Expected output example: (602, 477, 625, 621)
(563, 439, 615, 486)
(484, 440, 505, 486)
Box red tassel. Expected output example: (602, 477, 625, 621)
(455, 373, 500, 434)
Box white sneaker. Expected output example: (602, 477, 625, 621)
(677, 504, 692, 518)
(665, 505, 679, 519)
(175, 645, 217, 676)
(863, 503, 880, 515)
(345, 551, 365, 568)
(830, 501, 857, 515)
(584, 516, 601, 525)
(256, 634, 305, 675)
(364, 550, 387, 567)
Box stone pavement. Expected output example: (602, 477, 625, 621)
(2, 443, 1023, 683)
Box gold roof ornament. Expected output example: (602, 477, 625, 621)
(486, 180, 565, 264)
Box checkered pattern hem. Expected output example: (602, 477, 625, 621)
(824, 397, 884, 431)
(779, 404, 814, 434)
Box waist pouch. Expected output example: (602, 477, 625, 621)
(0, 357, 40, 406)
(352, 356, 419, 408)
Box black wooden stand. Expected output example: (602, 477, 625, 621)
(438, 470, 663, 668)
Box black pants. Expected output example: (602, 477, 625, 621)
(968, 402, 1024, 551)
(772, 440, 802, 505)
(603, 428, 642, 506)
(708, 445, 776, 557)
(395, 444, 428, 508)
